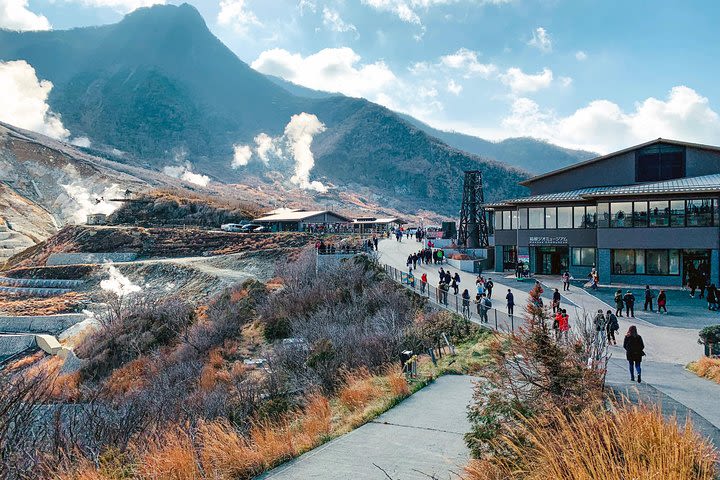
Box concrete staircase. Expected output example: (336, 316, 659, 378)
(0, 276, 84, 297)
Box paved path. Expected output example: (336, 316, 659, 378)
(258, 375, 474, 480)
(377, 238, 720, 439)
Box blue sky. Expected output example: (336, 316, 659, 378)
(5, 0, 720, 152)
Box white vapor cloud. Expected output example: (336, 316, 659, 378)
(499, 67, 553, 94)
(231, 144, 253, 167)
(284, 113, 328, 192)
(254, 132, 283, 164)
(65, 0, 165, 13)
(501, 86, 720, 153)
(60, 182, 123, 224)
(361, 0, 512, 29)
(528, 26, 552, 53)
(163, 162, 210, 187)
(439, 48, 497, 78)
(217, 0, 261, 33)
(575, 50, 587, 61)
(322, 6, 358, 35)
(447, 79, 462, 95)
(0, 60, 69, 139)
(0, 0, 50, 30)
(71, 136, 92, 148)
(101, 264, 141, 297)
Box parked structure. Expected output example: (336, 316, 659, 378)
(253, 209, 352, 232)
(351, 217, 403, 234)
(488, 139, 720, 287)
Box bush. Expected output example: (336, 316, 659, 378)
(699, 324, 720, 345)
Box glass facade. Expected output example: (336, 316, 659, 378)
(635, 144, 685, 182)
(633, 201, 648, 227)
(571, 247, 596, 267)
(611, 249, 679, 276)
(557, 206, 572, 228)
(519, 208, 528, 229)
(649, 201, 670, 227)
(545, 207, 557, 229)
(610, 202, 633, 228)
(503, 210, 511, 230)
(598, 203, 610, 228)
(529, 208, 544, 229)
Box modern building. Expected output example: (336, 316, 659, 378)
(488, 139, 720, 287)
(351, 217, 403, 234)
(253, 209, 352, 232)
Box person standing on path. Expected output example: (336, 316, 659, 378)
(562, 271, 571, 291)
(643, 285, 655, 312)
(439, 281, 449, 305)
(614, 289, 624, 317)
(477, 294, 491, 323)
(623, 325, 645, 383)
(558, 309, 570, 342)
(485, 278, 494, 299)
(420, 273, 427, 294)
(708, 284, 718, 311)
(657, 289, 668, 314)
(506, 289, 514, 316)
(461, 289, 471, 318)
(439, 267, 445, 284)
(552, 288, 561, 314)
(372, 234, 378, 251)
(453, 272, 461, 287)
(623, 290, 636, 318)
(606, 310, 619, 345)
(451, 277, 459, 296)
(594, 309, 607, 346)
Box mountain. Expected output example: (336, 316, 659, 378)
(0, 3, 528, 216)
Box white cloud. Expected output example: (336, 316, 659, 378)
(284, 113, 328, 192)
(231, 144, 253, 167)
(575, 50, 587, 61)
(252, 47, 398, 100)
(297, 0, 316, 14)
(361, 0, 512, 28)
(447, 79, 462, 95)
(66, 0, 165, 13)
(322, 6, 358, 35)
(0, 0, 50, 30)
(162, 163, 210, 187)
(528, 26, 552, 53)
(439, 48, 496, 78)
(501, 86, 720, 153)
(559, 76, 573, 87)
(71, 136, 92, 147)
(0, 60, 69, 139)
(217, 0, 261, 33)
(499, 67, 553, 94)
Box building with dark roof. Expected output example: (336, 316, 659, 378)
(488, 139, 720, 287)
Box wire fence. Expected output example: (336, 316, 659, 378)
(382, 263, 518, 333)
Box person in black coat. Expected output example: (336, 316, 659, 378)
(623, 325, 645, 383)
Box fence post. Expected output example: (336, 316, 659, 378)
(511, 314, 514, 332)
(494, 309, 498, 330)
(455, 294, 459, 313)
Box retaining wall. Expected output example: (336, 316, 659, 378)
(0, 277, 84, 288)
(0, 314, 86, 334)
(47, 252, 138, 266)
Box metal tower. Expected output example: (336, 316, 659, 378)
(457, 170, 489, 248)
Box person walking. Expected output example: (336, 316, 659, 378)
(552, 288, 561, 314)
(553, 309, 562, 340)
(594, 309, 607, 346)
(453, 272, 461, 287)
(623, 290, 636, 318)
(562, 271, 571, 291)
(439, 267, 445, 283)
(372, 234, 378, 251)
(506, 289, 514, 316)
(643, 285, 655, 312)
(411, 253, 418, 270)
(478, 293, 491, 323)
(485, 278, 494, 299)
(657, 289, 668, 314)
(439, 281, 449, 305)
(558, 309, 570, 342)
(461, 289, 471, 318)
(606, 310, 619, 345)
(614, 289, 624, 317)
(708, 284, 718, 311)
(420, 272, 428, 294)
(623, 326, 645, 383)
(451, 277, 459, 296)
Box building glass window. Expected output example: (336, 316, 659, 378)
(557, 206, 572, 228)
(585, 205, 597, 228)
(545, 207, 557, 229)
(635, 249, 645, 274)
(573, 206, 585, 228)
(635, 144, 686, 182)
(494, 211, 503, 231)
(529, 208, 544, 229)
(646, 250, 669, 275)
(670, 200, 685, 227)
(503, 245, 517, 269)
(511, 210, 518, 230)
(686, 199, 713, 226)
(503, 210, 512, 230)
(597, 203, 610, 228)
(612, 249, 635, 274)
(633, 201, 648, 227)
(572, 247, 596, 267)
(648, 200, 670, 227)
(518, 208, 528, 229)
(669, 249, 680, 274)
(610, 202, 633, 228)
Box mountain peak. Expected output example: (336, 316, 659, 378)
(119, 2, 207, 31)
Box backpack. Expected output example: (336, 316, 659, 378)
(484, 298, 492, 309)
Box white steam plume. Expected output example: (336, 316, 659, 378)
(231, 144, 253, 168)
(70, 136, 91, 147)
(162, 162, 210, 187)
(284, 113, 327, 192)
(254, 132, 282, 164)
(60, 182, 124, 224)
(100, 264, 141, 297)
(0, 60, 69, 139)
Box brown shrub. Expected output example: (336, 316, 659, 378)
(688, 357, 720, 384)
(135, 428, 200, 480)
(338, 368, 382, 410)
(384, 365, 410, 397)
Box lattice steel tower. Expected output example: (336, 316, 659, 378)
(457, 170, 489, 248)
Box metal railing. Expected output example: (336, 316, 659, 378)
(382, 263, 516, 333)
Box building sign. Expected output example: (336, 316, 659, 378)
(529, 236, 568, 246)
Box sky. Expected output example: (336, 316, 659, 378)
(3, 0, 720, 153)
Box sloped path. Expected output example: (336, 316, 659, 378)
(258, 375, 474, 480)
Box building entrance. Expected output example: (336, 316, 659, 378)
(682, 249, 712, 287)
(535, 246, 569, 275)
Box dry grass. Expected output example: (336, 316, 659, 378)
(464, 404, 717, 480)
(338, 368, 382, 410)
(688, 357, 720, 384)
(136, 429, 200, 480)
(385, 365, 411, 397)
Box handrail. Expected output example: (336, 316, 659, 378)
(380, 263, 516, 333)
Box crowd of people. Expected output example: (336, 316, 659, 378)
(405, 245, 446, 270)
(315, 235, 380, 254)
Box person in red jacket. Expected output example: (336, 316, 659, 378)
(558, 309, 570, 342)
(420, 273, 428, 294)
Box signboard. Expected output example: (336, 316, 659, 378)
(517, 254, 530, 264)
(528, 236, 568, 246)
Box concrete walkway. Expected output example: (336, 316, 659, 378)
(377, 238, 720, 439)
(258, 375, 474, 480)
